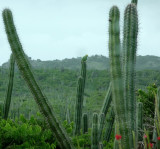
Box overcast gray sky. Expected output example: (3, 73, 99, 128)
(0, 0, 160, 65)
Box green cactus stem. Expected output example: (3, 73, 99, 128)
(74, 55, 87, 135)
(0, 101, 4, 117)
(131, 0, 138, 5)
(98, 113, 105, 142)
(81, 54, 88, 91)
(3, 53, 15, 120)
(74, 76, 84, 135)
(104, 108, 115, 142)
(123, 3, 138, 148)
(108, 5, 129, 148)
(82, 113, 88, 134)
(3, 9, 75, 149)
(137, 102, 143, 142)
(99, 82, 112, 119)
(91, 113, 99, 149)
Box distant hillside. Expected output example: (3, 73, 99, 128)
(2, 55, 160, 71)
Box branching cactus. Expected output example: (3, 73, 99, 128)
(104, 108, 115, 142)
(3, 53, 15, 120)
(108, 6, 129, 148)
(2, 9, 75, 149)
(123, 4, 138, 147)
(82, 113, 88, 134)
(74, 55, 87, 135)
(91, 113, 98, 149)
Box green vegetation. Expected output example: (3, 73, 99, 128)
(0, 0, 160, 148)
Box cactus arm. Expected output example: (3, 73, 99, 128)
(91, 113, 99, 149)
(123, 4, 138, 147)
(3, 53, 15, 120)
(2, 9, 75, 149)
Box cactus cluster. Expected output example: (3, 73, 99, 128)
(1, 0, 160, 148)
(109, 2, 138, 149)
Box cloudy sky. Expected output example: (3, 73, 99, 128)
(0, 0, 160, 65)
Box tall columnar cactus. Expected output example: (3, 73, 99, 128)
(82, 113, 88, 134)
(91, 113, 98, 149)
(123, 4, 138, 147)
(137, 102, 143, 142)
(81, 55, 88, 92)
(3, 53, 15, 120)
(98, 113, 105, 142)
(0, 101, 4, 117)
(104, 108, 115, 142)
(3, 9, 75, 149)
(74, 55, 87, 135)
(108, 6, 130, 148)
(74, 76, 84, 135)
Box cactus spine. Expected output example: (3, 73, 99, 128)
(3, 9, 75, 149)
(123, 4, 138, 148)
(74, 55, 87, 135)
(137, 102, 143, 142)
(3, 53, 15, 120)
(82, 113, 88, 134)
(91, 113, 98, 149)
(108, 6, 130, 148)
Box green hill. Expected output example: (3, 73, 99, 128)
(2, 55, 160, 71)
